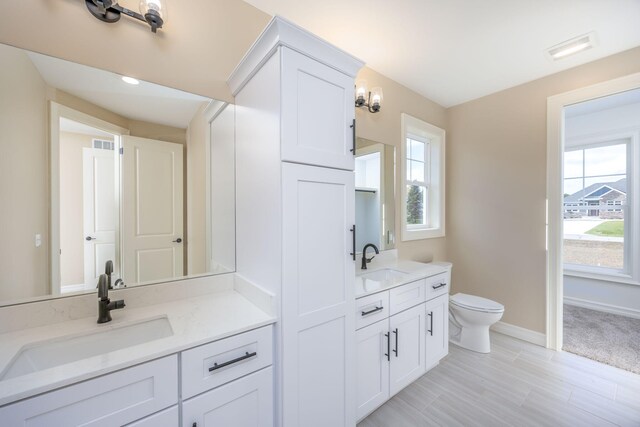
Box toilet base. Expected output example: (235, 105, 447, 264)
(448, 321, 492, 354)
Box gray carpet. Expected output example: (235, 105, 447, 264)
(563, 304, 640, 374)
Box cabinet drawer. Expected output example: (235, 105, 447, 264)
(389, 280, 425, 315)
(126, 406, 179, 427)
(0, 356, 178, 427)
(181, 325, 273, 399)
(356, 291, 390, 330)
(182, 367, 273, 427)
(425, 272, 449, 300)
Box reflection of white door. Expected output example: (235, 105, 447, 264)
(83, 148, 116, 287)
(122, 136, 184, 285)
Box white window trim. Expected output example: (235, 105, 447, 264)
(400, 113, 445, 241)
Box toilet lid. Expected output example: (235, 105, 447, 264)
(450, 293, 504, 313)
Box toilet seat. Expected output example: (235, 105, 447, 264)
(450, 293, 504, 313)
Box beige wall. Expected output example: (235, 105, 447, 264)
(447, 46, 640, 333)
(0, 0, 270, 103)
(0, 44, 48, 301)
(355, 67, 448, 263)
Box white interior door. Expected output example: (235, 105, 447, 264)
(82, 148, 116, 287)
(122, 136, 183, 285)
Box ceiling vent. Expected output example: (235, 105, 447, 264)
(547, 32, 596, 60)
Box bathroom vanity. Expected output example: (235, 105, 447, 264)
(0, 277, 276, 426)
(354, 260, 451, 421)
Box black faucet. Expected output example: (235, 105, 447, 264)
(105, 260, 114, 289)
(361, 243, 380, 270)
(97, 273, 125, 324)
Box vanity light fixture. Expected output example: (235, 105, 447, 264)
(547, 32, 595, 60)
(85, 0, 167, 33)
(121, 76, 140, 85)
(355, 80, 383, 113)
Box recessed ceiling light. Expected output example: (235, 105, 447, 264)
(547, 33, 596, 61)
(121, 76, 140, 85)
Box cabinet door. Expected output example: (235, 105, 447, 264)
(425, 294, 449, 369)
(281, 47, 356, 171)
(0, 356, 178, 427)
(282, 163, 356, 427)
(356, 319, 390, 421)
(389, 303, 426, 396)
(182, 367, 273, 427)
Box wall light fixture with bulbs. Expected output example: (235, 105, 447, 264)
(85, 0, 167, 33)
(355, 80, 383, 113)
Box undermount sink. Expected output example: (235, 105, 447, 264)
(1, 316, 173, 380)
(360, 268, 409, 282)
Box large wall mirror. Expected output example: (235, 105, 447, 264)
(355, 138, 396, 252)
(0, 43, 235, 306)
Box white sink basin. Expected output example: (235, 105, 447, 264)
(1, 316, 173, 380)
(360, 268, 409, 282)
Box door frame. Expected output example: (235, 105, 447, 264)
(546, 72, 640, 350)
(49, 102, 129, 294)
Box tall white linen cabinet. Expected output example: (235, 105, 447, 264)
(228, 16, 364, 427)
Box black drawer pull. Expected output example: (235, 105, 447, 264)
(428, 311, 433, 336)
(361, 306, 383, 316)
(432, 283, 447, 290)
(209, 351, 257, 372)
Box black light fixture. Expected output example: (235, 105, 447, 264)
(85, 0, 167, 33)
(355, 80, 383, 113)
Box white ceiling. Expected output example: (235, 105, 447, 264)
(243, 0, 640, 107)
(565, 87, 640, 117)
(27, 52, 210, 129)
(60, 117, 115, 138)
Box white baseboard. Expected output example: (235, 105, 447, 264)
(564, 296, 640, 320)
(491, 321, 546, 347)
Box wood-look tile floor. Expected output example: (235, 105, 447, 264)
(358, 332, 640, 427)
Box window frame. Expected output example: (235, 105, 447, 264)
(563, 132, 639, 283)
(400, 113, 445, 241)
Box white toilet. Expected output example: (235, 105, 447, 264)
(449, 293, 504, 353)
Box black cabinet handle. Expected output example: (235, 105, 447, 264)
(361, 306, 383, 316)
(209, 351, 257, 372)
(392, 328, 398, 357)
(350, 119, 356, 154)
(349, 225, 356, 261)
(384, 332, 390, 361)
(86, 236, 97, 241)
(173, 238, 182, 243)
(192, 423, 197, 427)
(428, 311, 433, 336)
(432, 283, 447, 290)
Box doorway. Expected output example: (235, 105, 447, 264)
(547, 74, 640, 373)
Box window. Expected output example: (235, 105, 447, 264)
(563, 140, 630, 274)
(400, 113, 445, 240)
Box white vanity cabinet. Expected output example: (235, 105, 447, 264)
(230, 16, 364, 427)
(425, 293, 449, 369)
(0, 325, 274, 427)
(356, 273, 450, 421)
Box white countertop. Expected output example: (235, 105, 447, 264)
(0, 290, 275, 406)
(356, 259, 452, 298)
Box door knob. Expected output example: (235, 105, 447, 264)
(86, 236, 97, 241)
(172, 238, 182, 243)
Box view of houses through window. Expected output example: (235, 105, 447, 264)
(563, 141, 627, 271)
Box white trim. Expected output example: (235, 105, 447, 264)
(491, 321, 546, 347)
(564, 296, 640, 320)
(546, 71, 640, 351)
(49, 102, 129, 295)
(400, 113, 446, 241)
(228, 15, 364, 95)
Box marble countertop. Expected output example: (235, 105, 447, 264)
(0, 290, 275, 406)
(356, 259, 452, 298)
